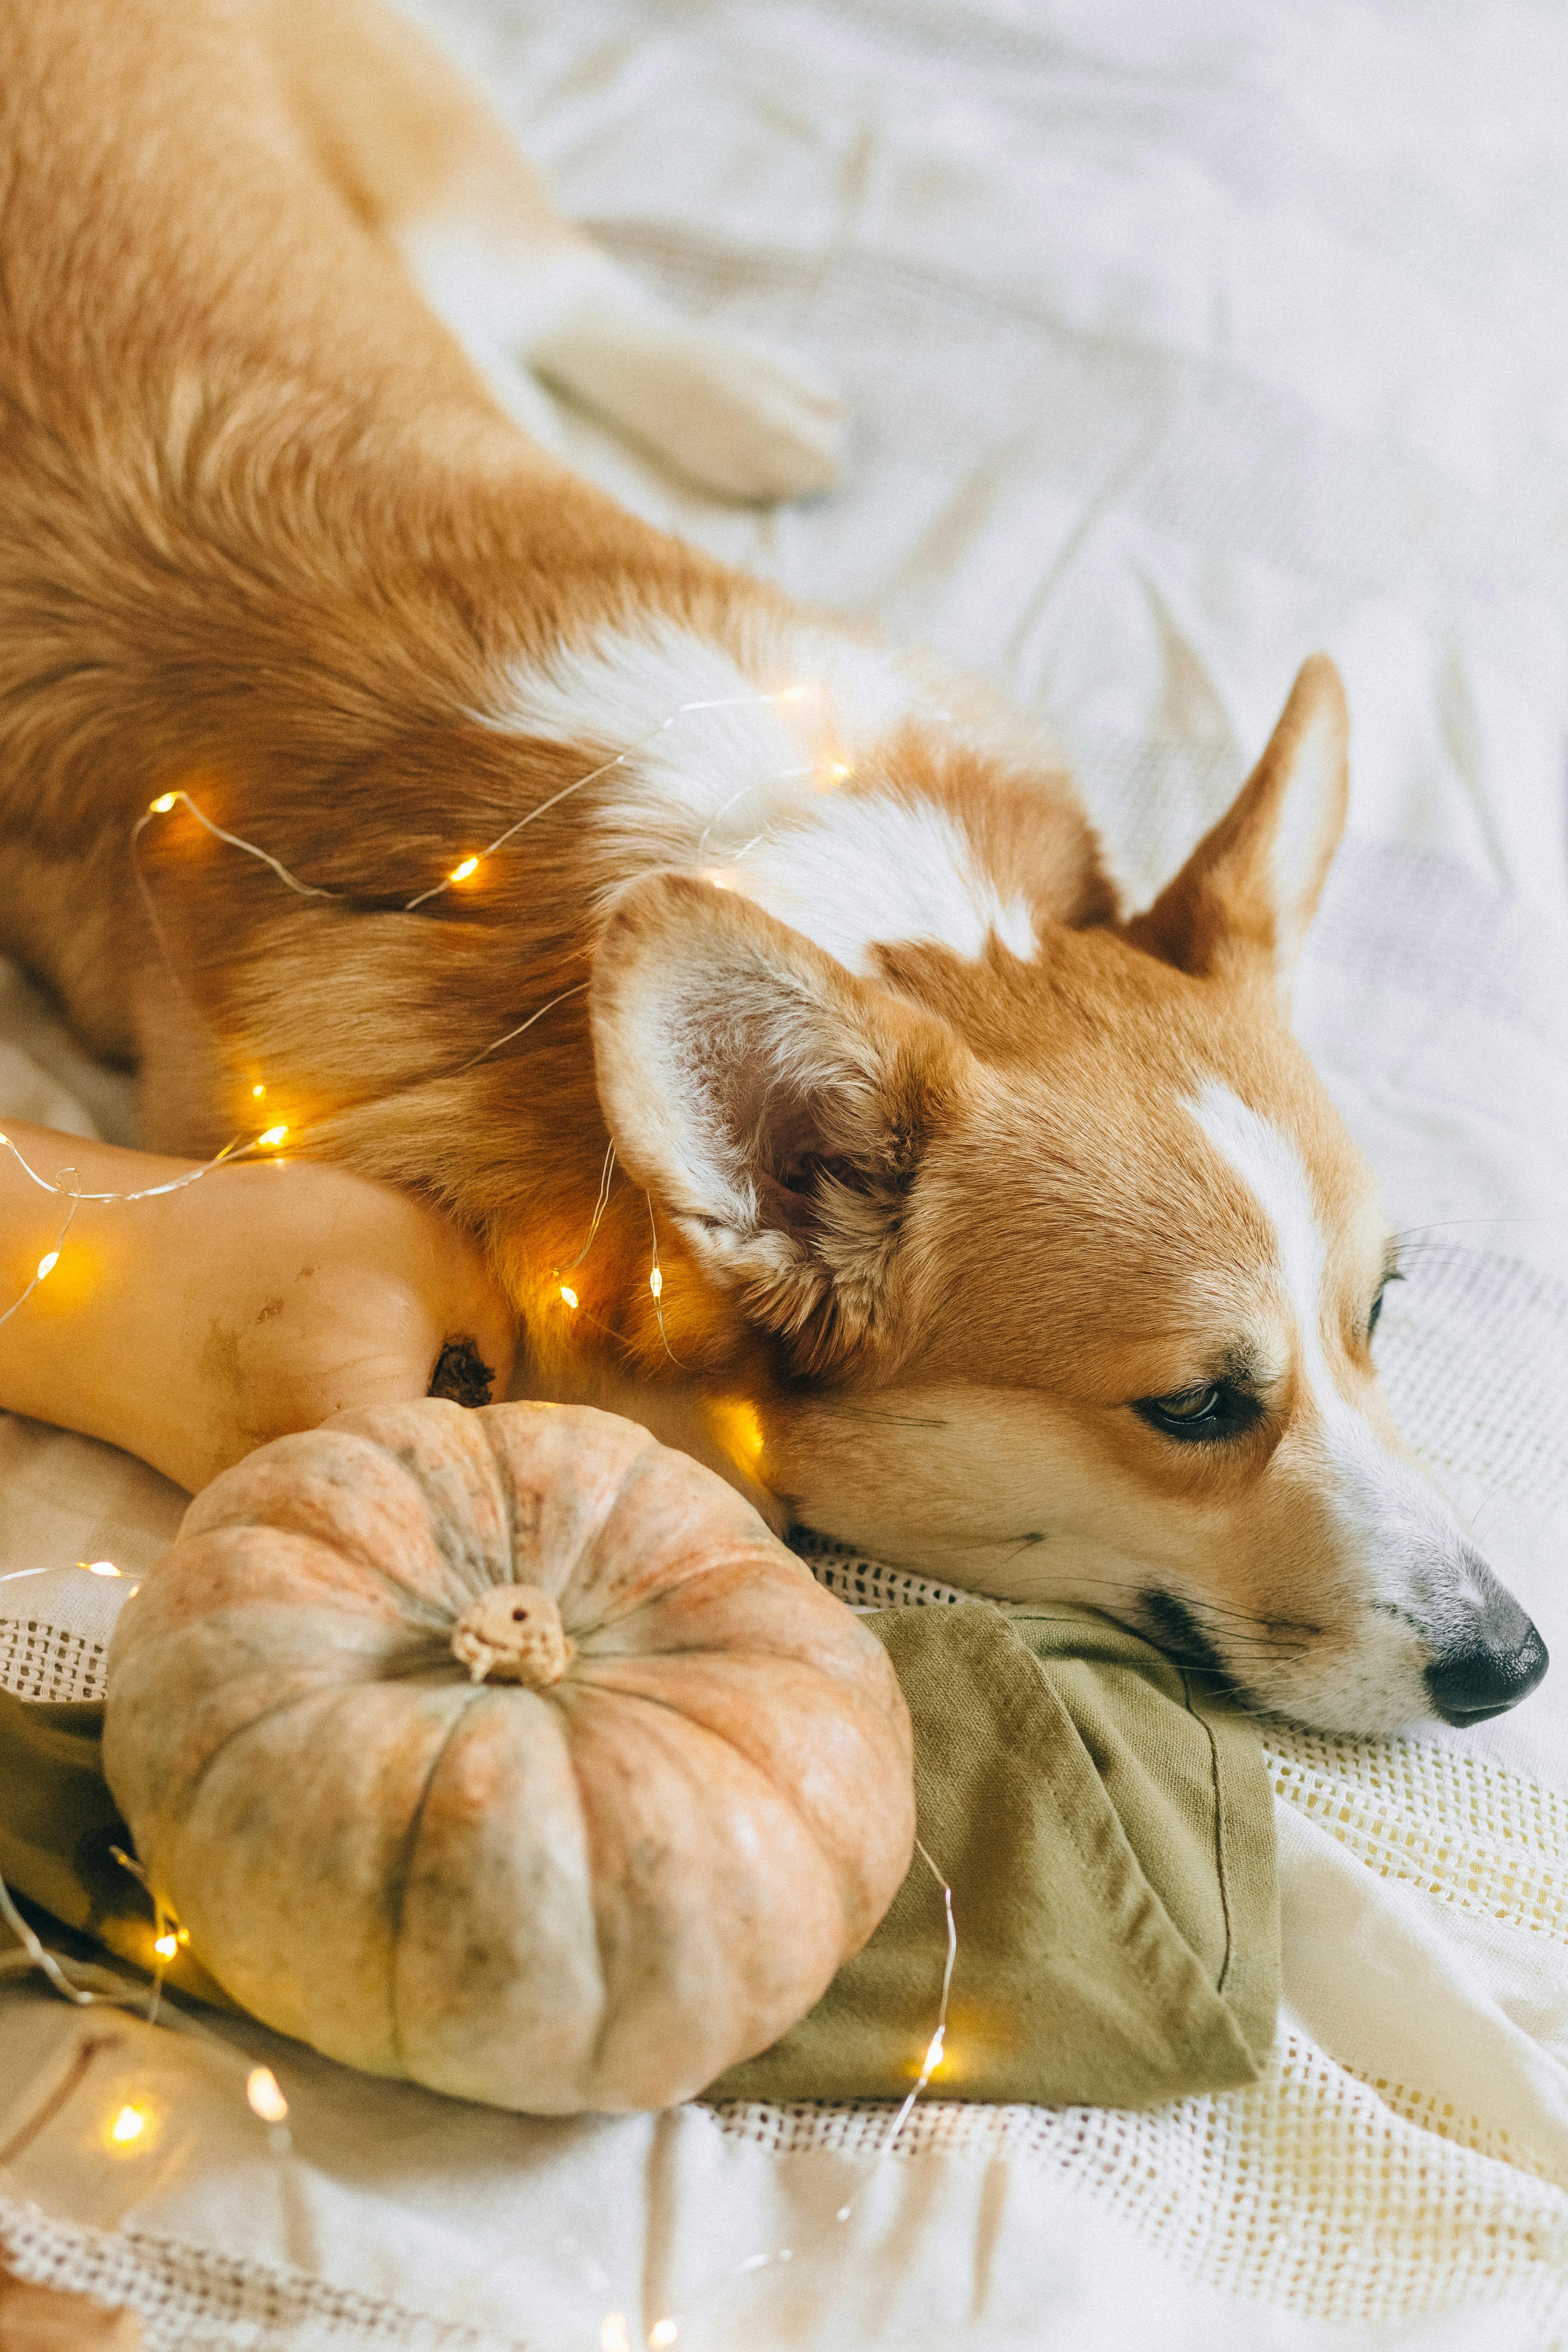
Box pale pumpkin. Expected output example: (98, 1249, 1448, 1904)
(103, 1398, 915, 2112)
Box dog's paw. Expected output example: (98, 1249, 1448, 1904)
(582, 324, 847, 503)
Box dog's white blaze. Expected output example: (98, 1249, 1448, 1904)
(1188, 1083, 1329, 1381)
(489, 619, 1036, 972)
(1187, 1083, 1474, 1618)
(1188, 1087, 1397, 1555)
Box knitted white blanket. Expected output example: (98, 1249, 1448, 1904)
(4, 0, 1568, 2342)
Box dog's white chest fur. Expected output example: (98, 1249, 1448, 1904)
(490, 619, 1036, 972)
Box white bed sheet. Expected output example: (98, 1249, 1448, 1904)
(5, 0, 1568, 2342)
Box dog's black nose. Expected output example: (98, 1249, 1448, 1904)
(1425, 1586, 1549, 1724)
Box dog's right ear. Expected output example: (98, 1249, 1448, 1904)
(590, 872, 966, 1370)
(1125, 653, 1349, 1006)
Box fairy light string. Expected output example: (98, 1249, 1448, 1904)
(0, 1899, 295, 2167)
(0, 1554, 959, 2345)
(452, 978, 590, 1075)
(3, 678, 842, 1347)
(0, 1127, 266, 1336)
(0, 1564, 294, 2164)
(0, 1130, 254, 1210)
(133, 684, 820, 919)
(0, 1824, 957, 2351)
(0, 684, 826, 1334)
(0, 689, 962, 2342)
(554, 1142, 618, 1322)
(605, 1838, 960, 2350)
(643, 1193, 684, 1366)
(0, 1178, 78, 1338)
(874, 1836, 959, 2160)
(563, 1140, 617, 1278)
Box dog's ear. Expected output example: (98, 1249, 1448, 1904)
(590, 872, 965, 1370)
(1125, 654, 1348, 1003)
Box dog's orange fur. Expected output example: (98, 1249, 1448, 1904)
(0, 0, 1545, 1729)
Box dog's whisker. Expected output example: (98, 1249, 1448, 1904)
(1178, 1605, 1322, 1641)
(1465, 1478, 1517, 1537)
(1166, 1646, 1316, 1665)
(1392, 1217, 1549, 1241)
(829, 1409, 953, 1431)
(1174, 1593, 1320, 1629)
(1185, 1649, 1311, 1667)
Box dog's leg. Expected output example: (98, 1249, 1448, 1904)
(265, 0, 845, 500)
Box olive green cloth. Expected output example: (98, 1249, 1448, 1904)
(707, 1602, 1277, 2108)
(0, 1689, 231, 2010)
(1, 1599, 1277, 2108)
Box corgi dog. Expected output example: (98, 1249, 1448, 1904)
(0, 0, 1546, 1734)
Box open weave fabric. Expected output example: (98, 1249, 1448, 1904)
(0, 2199, 524, 2352)
(6, 1191, 1568, 2344)
(718, 2040, 1568, 2331)
(0, 1567, 127, 1705)
(789, 1550, 1568, 2324)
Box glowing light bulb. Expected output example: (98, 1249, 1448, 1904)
(649, 2325, 678, 2349)
(106, 2102, 150, 2148)
(251, 1083, 265, 1098)
(780, 685, 808, 701)
(714, 1398, 764, 1467)
(85, 1560, 121, 1577)
(449, 856, 480, 882)
(559, 1285, 579, 1309)
(246, 2066, 289, 2124)
(257, 1124, 288, 1148)
(922, 2027, 947, 2073)
(649, 1266, 663, 1300)
(149, 793, 177, 814)
(153, 1932, 178, 1960)
(35, 1251, 58, 1280)
(600, 2320, 630, 2352)
(824, 761, 852, 783)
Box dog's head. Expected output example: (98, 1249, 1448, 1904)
(590, 657, 1547, 1733)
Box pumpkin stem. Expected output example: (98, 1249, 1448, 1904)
(451, 1583, 572, 1688)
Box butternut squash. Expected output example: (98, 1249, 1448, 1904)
(0, 1121, 514, 1489)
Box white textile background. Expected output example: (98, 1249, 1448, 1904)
(5, 0, 1568, 2343)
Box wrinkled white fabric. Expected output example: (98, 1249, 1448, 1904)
(5, 0, 1568, 2341)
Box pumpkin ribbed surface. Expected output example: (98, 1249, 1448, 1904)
(102, 1400, 914, 2113)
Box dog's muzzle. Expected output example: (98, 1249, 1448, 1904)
(1424, 1566, 1549, 1724)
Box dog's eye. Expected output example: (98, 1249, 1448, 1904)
(1155, 1385, 1220, 1422)
(1366, 1267, 1404, 1341)
(1134, 1383, 1261, 1443)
